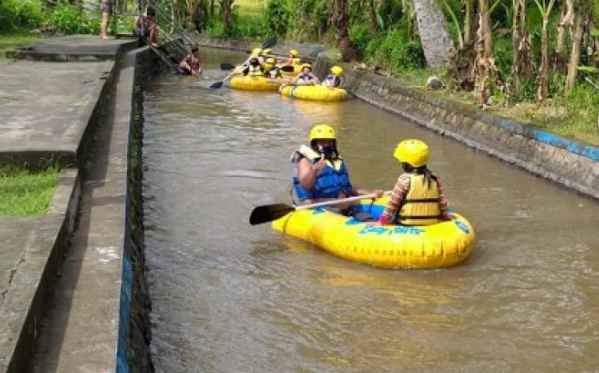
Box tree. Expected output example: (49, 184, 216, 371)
(331, 0, 358, 61)
(511, 0, 534, 97)
(565, 1, 590, 92)
(220, 0, 234, 35)
(413, 0, 454, 67)
(534, 0, 557, 102)
(473, 0, 496, 107)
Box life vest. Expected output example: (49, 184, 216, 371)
(291, 145, 352, 201)
(287, 58, 301, 65)
(297, 73, 315, 83)
(248, 64, 263, 77)
(322, 75, 341, 87)
(398, 174, 442, 226)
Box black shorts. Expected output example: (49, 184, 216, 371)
(101, 0, 113, 14)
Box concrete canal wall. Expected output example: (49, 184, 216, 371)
(0, 38, 155, 373)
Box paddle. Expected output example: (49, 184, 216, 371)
(249, 191, 390, 225)
(220, 63, 236, 70)
(210, 37, 278, 89)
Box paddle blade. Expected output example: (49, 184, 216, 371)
(280, 65, 295, 72)
(249, 204, 294, 225)
(210, 81, 224, 89)
(261, 36, 277, 49)
(220, 63, 235, 70)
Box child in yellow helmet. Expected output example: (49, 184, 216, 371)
(286, 49, 301, 65)
(322, 66, 344, 88)
(263, 57, 282, 78)
(374, 139, 450, 226)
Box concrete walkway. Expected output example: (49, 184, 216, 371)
(0, 60, 113, 166)
(0, 36, 138, 373)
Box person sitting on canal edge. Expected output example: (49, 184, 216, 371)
(178, 45, 202, 76)
(100, 0, 112, 40)
(374, 139, 450, 226)
(263, 58, 282, 79)
(292, 124, 383, 212)
(292, 64, 320, 85)
(322, 66, 344, 88)
(243, 57, 264, 77)
(136, 7, 160, 48)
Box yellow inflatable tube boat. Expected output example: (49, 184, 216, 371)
(229, 76, 283, 91)
(272, 197, 475, 269)
(279, 84, 348, 102)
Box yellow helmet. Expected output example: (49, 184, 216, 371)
(300, 63, 312, 71)
(393, 139, 430, 167)
(261, 48, 272, 55)
(251, 47, 263, 57)
(330, 65, 344, 76)
(309, 124, 336, 141)
(265, 57, 276, 64)
(289, 49, 299, 57)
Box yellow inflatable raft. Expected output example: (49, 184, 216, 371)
(229, 76, 283, 91)
(272, 197, 475, 269)
(279, 84, 348, 102)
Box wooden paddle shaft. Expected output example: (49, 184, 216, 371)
(295, 191, 391, 211)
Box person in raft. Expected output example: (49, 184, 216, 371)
(292, 64, 320, 85)
(178, 45, 202, 76)
(321, 65, 344, 88)
(136, 7, 160, 48)
(292, 124, 383, 212)
(285, 49, 301, 65)
(242, 57, 264, 76)
(373, 139, 451, 226)
(263, 58, 283, 79)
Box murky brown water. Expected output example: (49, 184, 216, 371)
(142, 49, 599, 372)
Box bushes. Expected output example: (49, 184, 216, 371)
(0, 0, 44, 32)
(47, 2, 100, 35)
(364, 28, 426, 71)
(264, 0, 289, 37)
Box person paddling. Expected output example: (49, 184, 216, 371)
(292, 124, 383, 213)
(178, 45, 202, 76)
(243, 57, 264, 77)
(263, 58, 282, 79)
(292, 64, 319, 85)
(373, 139, 450, 226)
(322, 66, 344, 88)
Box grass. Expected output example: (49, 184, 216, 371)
(391, 69, 599, 146)
(0, 167, 59, 217)
(0, 31, 40, 60)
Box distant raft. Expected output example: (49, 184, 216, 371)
(272, 197, 476, 269)
(229, 76, 283, 91)
(279, 84, 348, 102)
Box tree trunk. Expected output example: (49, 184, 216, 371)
(511, 0, 532, 96)
(463, 0, 474, 46)
(413, 0, 454, 67)
(479, 0, 492, 57)
(472, 0, 496, 107)
(368, 0, 379, 31)
(536, 0, 556, 102)
(331, 0, 358, 61)
(566, 11, 584, 92)
(221, 0, 234, 35)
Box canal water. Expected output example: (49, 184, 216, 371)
(142, 49, 599, 372)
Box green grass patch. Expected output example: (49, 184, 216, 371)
(393, 69, 599, 146)
(0, 32, 40, 60)
(0, 166, 59, 216)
